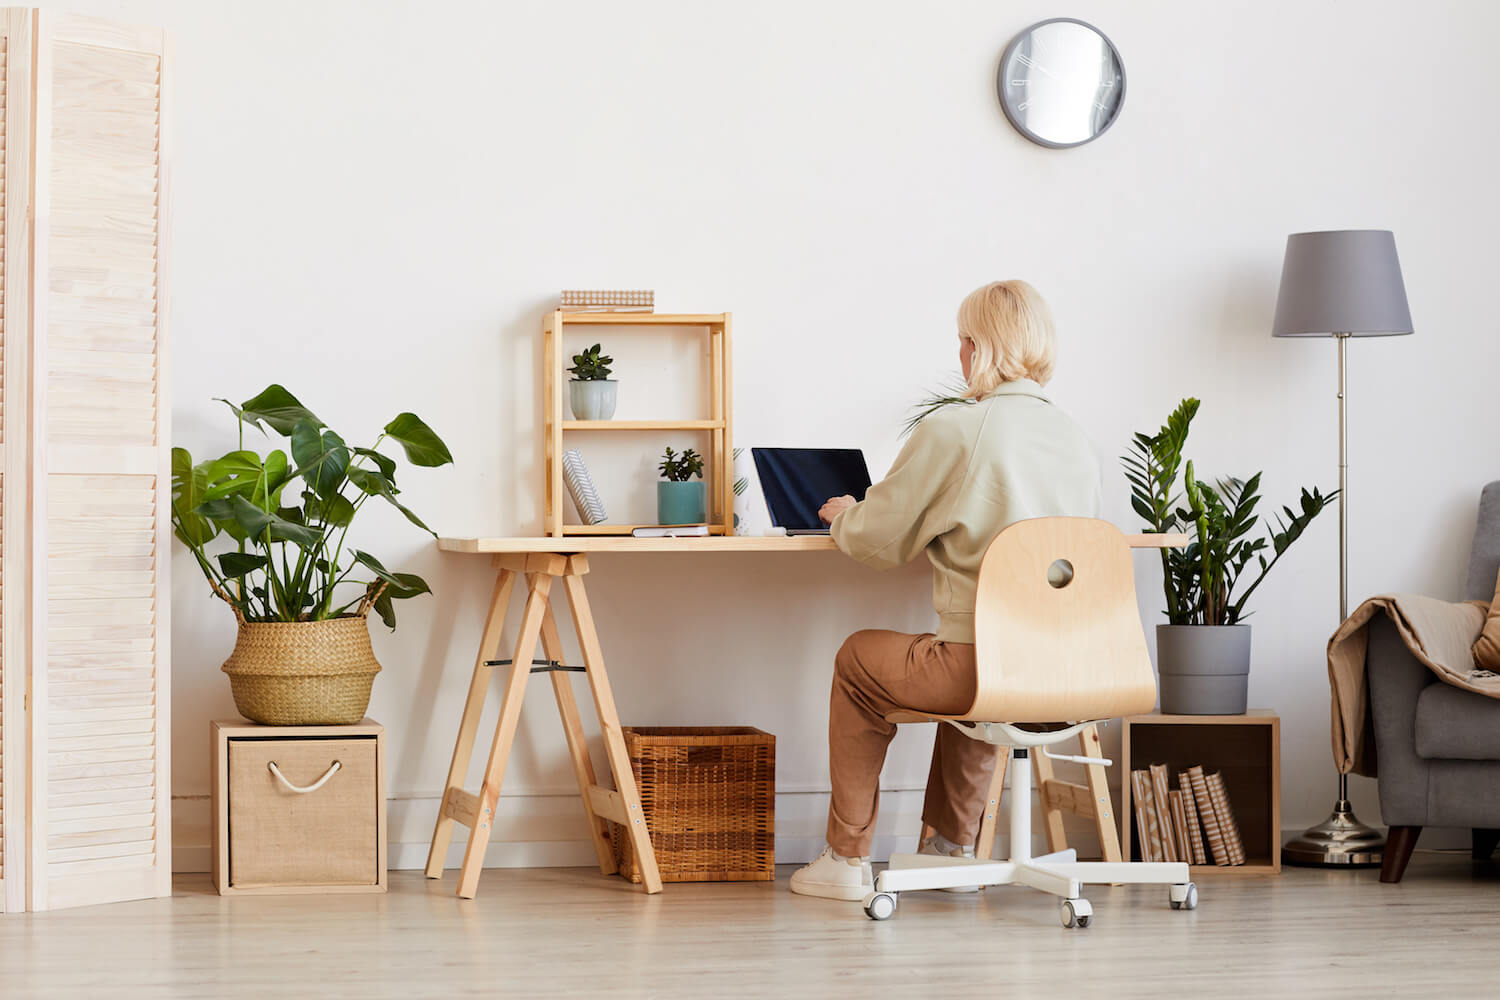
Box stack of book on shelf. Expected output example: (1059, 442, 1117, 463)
(1130, 763, 1246, 866)
(560, 289, 655, 312)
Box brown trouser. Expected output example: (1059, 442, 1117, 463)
(826, 629, 998, 858)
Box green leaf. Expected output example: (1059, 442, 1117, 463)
(229, 494, 323, 547)
(372, 587, 397, 630)
(254, 450, 292, 510)
(383, 412, 453, 467)
(353, 446, 398, 484)
(240, 385, 323, 436)
(290, 420, 350, 499)
(351, 549, 404, 588)
(218, 552, 268, 578)
(318, 493, 356, 527)
(348, 466, 436, 536)
(171, 447, 219, 548)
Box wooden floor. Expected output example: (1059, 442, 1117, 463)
(1, 853, 1495, 997)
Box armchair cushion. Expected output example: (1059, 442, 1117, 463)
(1414, 681, 1500, 759)
(1474, 567, 1500, 672)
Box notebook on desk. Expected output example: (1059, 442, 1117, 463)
(752, 448, 872, 536)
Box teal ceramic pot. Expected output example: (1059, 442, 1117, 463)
(657, 481, 706, 525)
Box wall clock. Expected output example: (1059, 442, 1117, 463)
(997, 18, 1125, 149)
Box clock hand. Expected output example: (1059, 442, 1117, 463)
(1016, 52, 1061, 82)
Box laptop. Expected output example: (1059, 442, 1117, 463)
(752, 448, 873, 535)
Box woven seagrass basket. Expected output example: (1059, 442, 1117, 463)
(611, 727, 775, 883)
(220, 610, 382, 726)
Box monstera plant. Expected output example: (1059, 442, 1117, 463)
(171, 385, 453, 725)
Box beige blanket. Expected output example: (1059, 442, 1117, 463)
(1328, 594, 1496, 777)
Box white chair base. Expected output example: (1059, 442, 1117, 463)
(866, 734, 1198, 927)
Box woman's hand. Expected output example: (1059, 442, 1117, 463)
(819, 495, 857, 525)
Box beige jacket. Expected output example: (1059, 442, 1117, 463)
(831, 379, 1101, 642)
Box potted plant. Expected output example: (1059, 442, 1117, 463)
(657, 446, 706, 525)
(568, 343, 617, 420)
(1122, 398, 1337, 714)
(171, 384, 454, 725)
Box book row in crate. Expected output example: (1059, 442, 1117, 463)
(1131, 763, 1246, 866)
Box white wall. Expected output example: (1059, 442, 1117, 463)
(55, 0, 1500, 868)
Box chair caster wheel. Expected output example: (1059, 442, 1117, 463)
(864, 891, 897, 921)
(1169, 882, 1198, 910)
(1061, 898, 1092, 929)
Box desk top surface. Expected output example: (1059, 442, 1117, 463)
(436, 533, 1185, 555)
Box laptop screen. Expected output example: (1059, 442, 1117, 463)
(752, 448, 872, 531)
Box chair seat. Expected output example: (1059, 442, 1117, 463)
(1414, 681, 1500, 760)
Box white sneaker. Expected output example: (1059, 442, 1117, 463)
(919, 834, 980, 893)
(789, 845, 873, 901)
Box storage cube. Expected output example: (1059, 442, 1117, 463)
(212, 719, 387, 894)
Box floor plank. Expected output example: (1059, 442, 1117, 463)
(0, 853, 1495, 997)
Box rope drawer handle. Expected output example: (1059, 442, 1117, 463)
(267, 759, 342, 794)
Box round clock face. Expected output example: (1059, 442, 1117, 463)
(997, 19, 1125, 149)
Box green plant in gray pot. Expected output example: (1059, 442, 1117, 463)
(657, 446, 705, 525)
(1123, 398, 1337, 714)
(568, 343, 617, 420)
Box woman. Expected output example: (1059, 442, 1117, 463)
(789, 279, 1102, 902)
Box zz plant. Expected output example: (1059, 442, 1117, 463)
(1122, 398, 1338, 626)
(171, 385, 453, 629)
(658, 446, 704, 482)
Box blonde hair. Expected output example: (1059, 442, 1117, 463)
(956, 280, 1057, 397)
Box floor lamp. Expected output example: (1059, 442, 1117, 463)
(1271, 229, 1413, 866)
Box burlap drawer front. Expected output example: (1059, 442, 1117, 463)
(228, 738, 379, 888)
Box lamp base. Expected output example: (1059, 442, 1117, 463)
(1283, 799, 1384, 867)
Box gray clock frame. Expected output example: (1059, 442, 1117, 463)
(996, 17, 1127, 149)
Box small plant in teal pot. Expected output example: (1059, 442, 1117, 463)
(656, 446, 706, 525)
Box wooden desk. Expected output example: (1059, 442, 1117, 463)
(425, 532, 1185, 899)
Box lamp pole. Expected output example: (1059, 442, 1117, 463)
(1282, 332, 1384, 866)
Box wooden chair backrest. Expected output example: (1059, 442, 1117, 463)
(964, 518, 1158, 723)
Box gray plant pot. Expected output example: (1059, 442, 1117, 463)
(569, 379, 617, 420)
(1155, 624, 1251, 715)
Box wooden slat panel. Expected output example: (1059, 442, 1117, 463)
(47, 38, 159, 451)
(45, 468, 161, 890)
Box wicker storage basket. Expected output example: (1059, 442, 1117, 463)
(612, 727, 775, 883)
(221, 614, 382, 726)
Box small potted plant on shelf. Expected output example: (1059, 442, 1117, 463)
(171, 384, 454, 726)
(568, 343, 617, 420)
(1122, 398, 1337, 715)
(657, 446, 706, 525)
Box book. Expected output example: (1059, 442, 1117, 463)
(1205, 771, 1247, 866)
(1178, 771, 1208, 865)
(631, 525, 710, 537)
(562, 449, 608, 525)
(1150, 763, 1179, 863)
(1187, 765, 1230, 866)
(1135, 769, 1166, 863)
(1169, 790, 1192, 868)
(1131, 771, 1155, 863)
(560, 289, 654, 312)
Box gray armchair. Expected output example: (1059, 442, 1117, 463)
(1369, 481, 1500, 882)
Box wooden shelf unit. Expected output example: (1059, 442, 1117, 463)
(1120, 710, 1281, 875)
(543, 311, 733, 538)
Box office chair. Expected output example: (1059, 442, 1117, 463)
(866, 517, 1198, 927)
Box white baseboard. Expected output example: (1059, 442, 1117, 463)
(172, 786, 1079, 873)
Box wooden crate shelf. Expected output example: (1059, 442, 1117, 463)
(544, 311, 733, 538)
(1120, 710, 1281, 875)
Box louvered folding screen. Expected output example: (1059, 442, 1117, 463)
(0, 9, 170, 914)
(0, 9, 19, 916)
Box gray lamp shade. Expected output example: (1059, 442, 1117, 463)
(1272, 230, 1413, 338)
